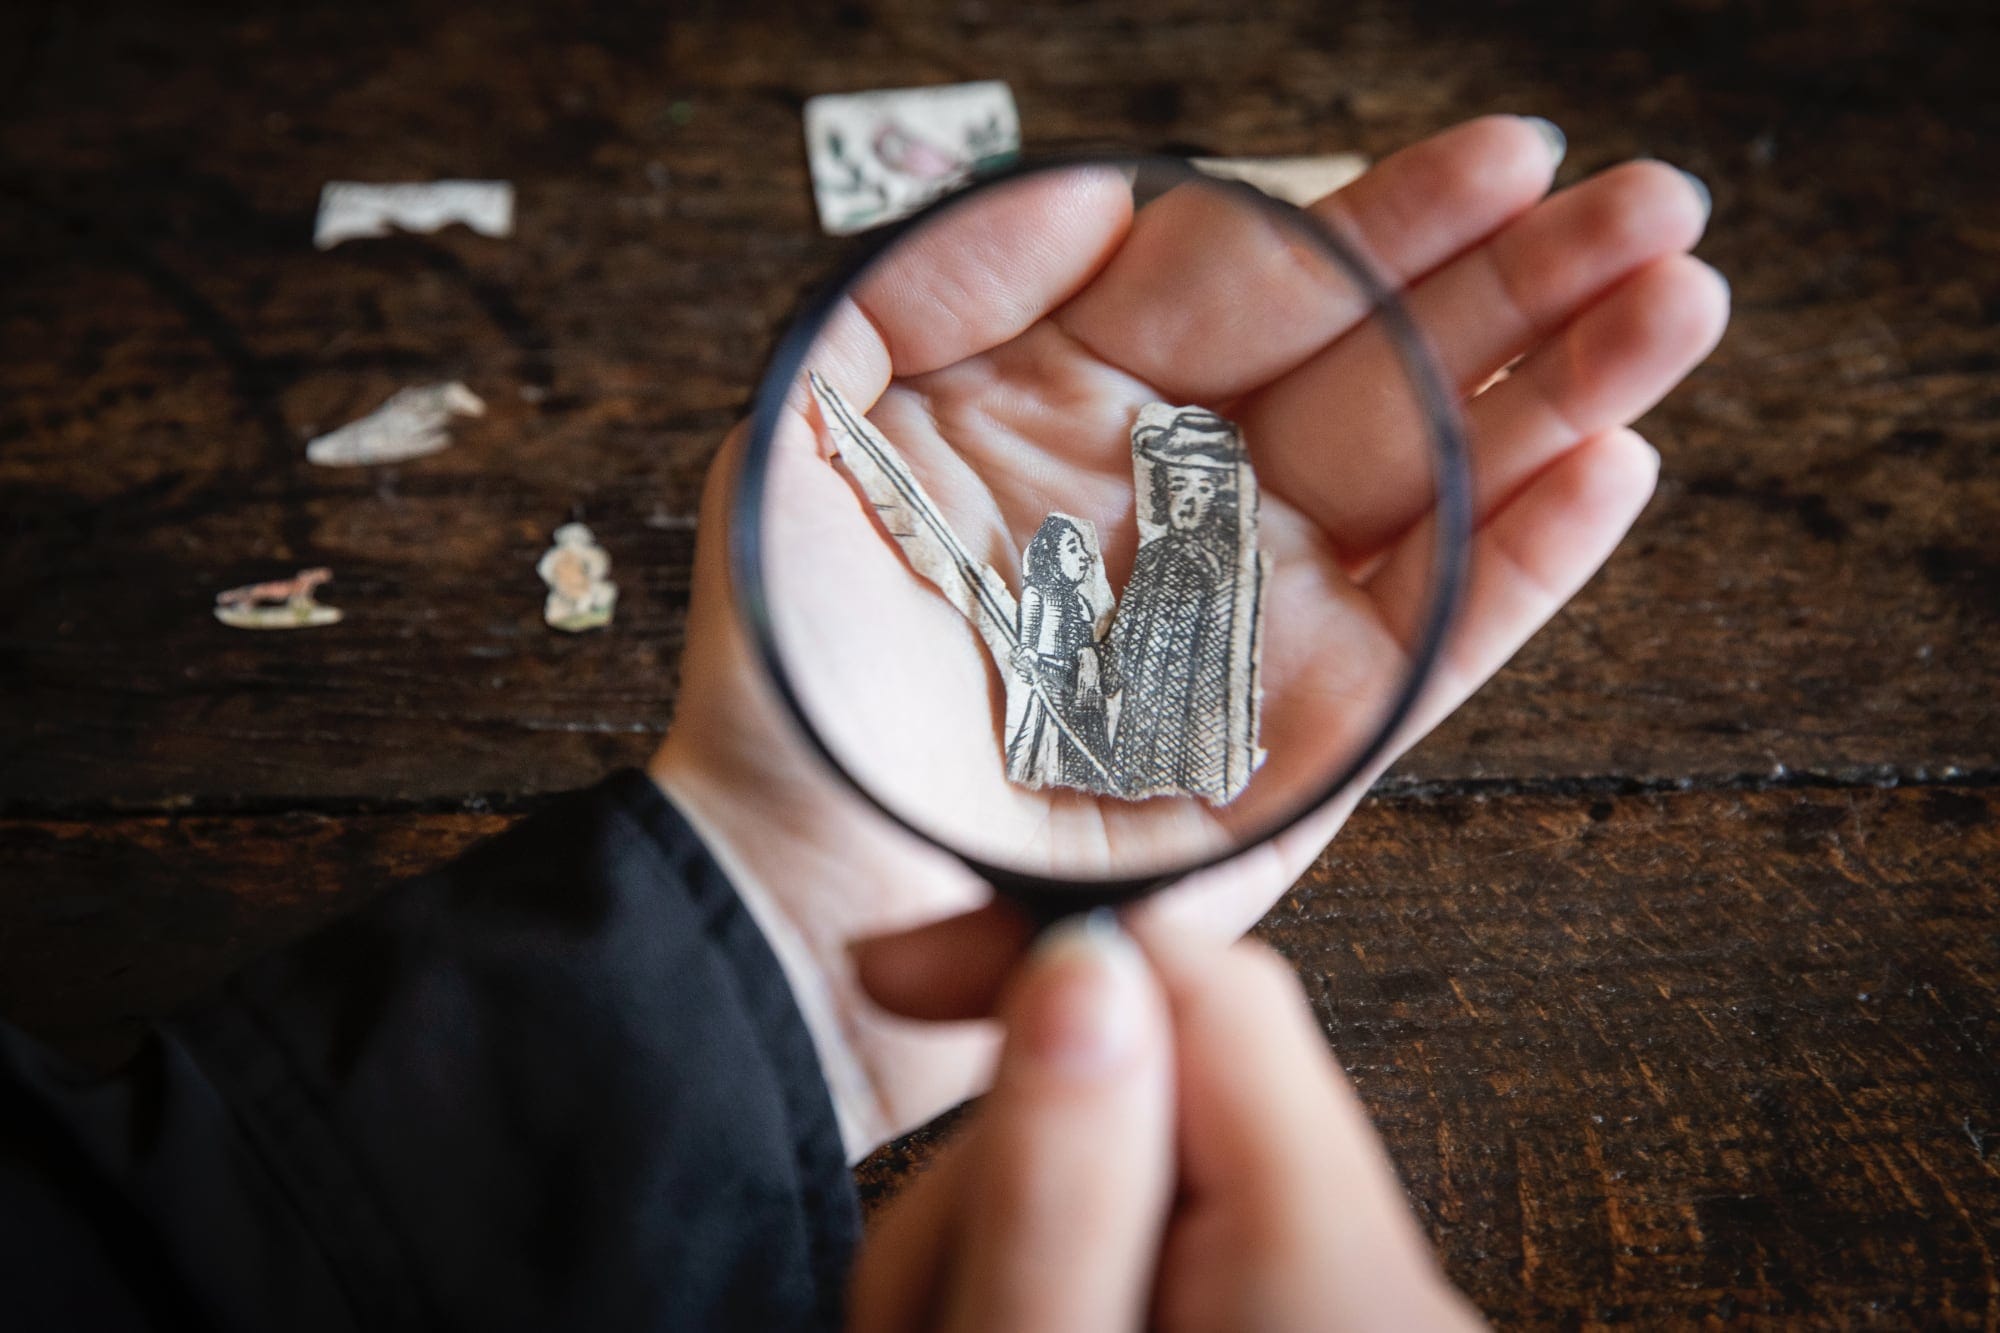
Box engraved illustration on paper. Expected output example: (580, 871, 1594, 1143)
(810, 375, 1266, 803)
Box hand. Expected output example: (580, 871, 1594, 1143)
(652, 116, 1728, 1154)
(848, 917, 1484, 1331)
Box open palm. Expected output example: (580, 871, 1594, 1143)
(654, 116, 1726, 1155)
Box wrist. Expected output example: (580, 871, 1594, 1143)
(650, 750, 894, 1159)
(649, 690, 1006, 1149)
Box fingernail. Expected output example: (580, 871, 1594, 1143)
(1667, 163, 1712, 221)
(1018, 909, 1147, 1077)
(1520, 115, 1566, 168)
(1638, 438, 1663, 481)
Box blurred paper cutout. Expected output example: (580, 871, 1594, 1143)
(214, 567, 343, 629)
(804, 82, 1019, 235)
(314, 180, 516, 249)
(306, 382, 485, 467)
(1191, 154, 1368, 207)
(539, 523, 616, 632)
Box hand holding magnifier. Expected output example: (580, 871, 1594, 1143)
(651, 119, 1724, 1152)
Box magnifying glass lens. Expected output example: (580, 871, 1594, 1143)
(745, 159, 1465, 899)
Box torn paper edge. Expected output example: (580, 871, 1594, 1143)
(809, 371, 1019, 667)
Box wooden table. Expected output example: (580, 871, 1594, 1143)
(3, 1, 1994, 1325)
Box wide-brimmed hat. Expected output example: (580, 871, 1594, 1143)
(1134, 407, 1242, 471)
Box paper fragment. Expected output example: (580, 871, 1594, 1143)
(306, 382, 485, 467)
(811, 373, 1118, 792)
(809, 372, 1019, 666)
(313, 180, 515, 249)
(811, 374, 1267, 803)
(804, 82, 1019, 235)
(538, 523, 616, 632)
(1191, 154, 1368, 207)
(1002, 514, 1120, 793)
(214, 567, 343, 629)
(1109, 404, 1269, 802)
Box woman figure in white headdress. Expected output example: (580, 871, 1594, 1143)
(1005, 515, 1114, 791)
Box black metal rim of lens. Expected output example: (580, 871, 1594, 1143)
(730, 151, 1472, 918)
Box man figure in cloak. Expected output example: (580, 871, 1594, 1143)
(1106, 406, 1258, 802)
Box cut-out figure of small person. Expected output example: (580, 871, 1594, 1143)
(1106, 405, 1267, 802)
(538, 523, 617, 633)
(1005, 515, 1115, 790)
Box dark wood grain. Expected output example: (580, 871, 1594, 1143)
(858, 783, 2000, 1329)
(0, 809, 504, 1066)
(2, 0, 1995, 1326)
(6, 785, 1993, 1327)
(2, 0, 1994, 807)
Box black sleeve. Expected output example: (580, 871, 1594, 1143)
(0, 770, 861, 1332)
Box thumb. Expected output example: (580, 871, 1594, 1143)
(942, 912, 1176, 1333)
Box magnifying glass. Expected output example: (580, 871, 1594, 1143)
(733, 153, 1470, 919)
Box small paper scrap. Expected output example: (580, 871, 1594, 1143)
(538, 523, 616, 632)
(214, 567, 343, 630)
(314, 180, 515, 250)
(1191, 154, 1368, 207)
(804, 81, 1019, 235)
(306, 382, 485, 467)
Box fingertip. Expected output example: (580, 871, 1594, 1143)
(1611, 253, 1733, 375)
(1561, 158, 1712, 276)
(1595, 427, 1664, 506)
(1128, 919, 1323, 1054)
(1641, 158, 1712, 226)
(942, 911, 1174, 1333)
(1301, 113, 1562, 294)
(1667, 252, 1731, 337)
(1692, 256, 1733, 344)
(1516, 114, 1567, 169)
(1533, 252, 1729, 442)
(1124, 908, 1218, 979)
(1704, 258, 1732, 303)
(794, 300, 894, 416)
(1544, 428, 1663, 538)
(853, 164, 1133, 377)
(1127, 928, 1363, 1204)
(998, 911, 1167, 1083)
(1632, 429, 1664, 486)
(1046, 162, 1141, 233)
(1441, 113, 1565, 204)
